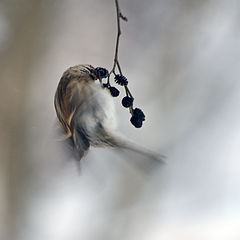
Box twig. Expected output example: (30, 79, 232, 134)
(108, 0, 134, 113)
(109, 0, 125, 76)
(95, 0, 145, 128)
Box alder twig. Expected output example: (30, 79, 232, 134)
(94, 0, 146, 128)
(109, 0, 125, 76)
(108, 0, 134, 112)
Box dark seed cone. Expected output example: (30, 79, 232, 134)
(122, 96, 133, 108)
(133, 108, 145, 121)
(130, 116, 143, 128)
(95, 67, 109, 79)
(109, 87, 120, 97)
(114, 74, 128, 86)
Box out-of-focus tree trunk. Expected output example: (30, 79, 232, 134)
(0, 1, 54, 239)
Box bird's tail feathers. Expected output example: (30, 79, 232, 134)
(93, 129, 166, 164)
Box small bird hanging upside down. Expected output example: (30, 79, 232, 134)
(54, 64, 164, 162)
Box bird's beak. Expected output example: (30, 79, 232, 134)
(86, 66, 106, 88)
(86, 67, 98, 80)
(92, 73, 98, 80)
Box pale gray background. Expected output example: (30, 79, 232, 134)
(1, 0, 240, 239)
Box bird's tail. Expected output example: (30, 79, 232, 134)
(91, 128, 166, 164)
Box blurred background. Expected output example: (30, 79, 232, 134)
(1, 0, 240, 239)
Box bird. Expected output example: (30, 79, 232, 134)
(54, 64, 164, 162)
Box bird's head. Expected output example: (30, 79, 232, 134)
(64, 64, 109, 86)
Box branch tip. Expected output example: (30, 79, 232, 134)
(120, 12, 128, 21)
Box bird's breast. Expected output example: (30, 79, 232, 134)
(75, 83, 117, 133)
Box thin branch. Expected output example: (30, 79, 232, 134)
(103, 0, 145, 126)
(108, 0, 134, 113)
(109, 0, 122, 75)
